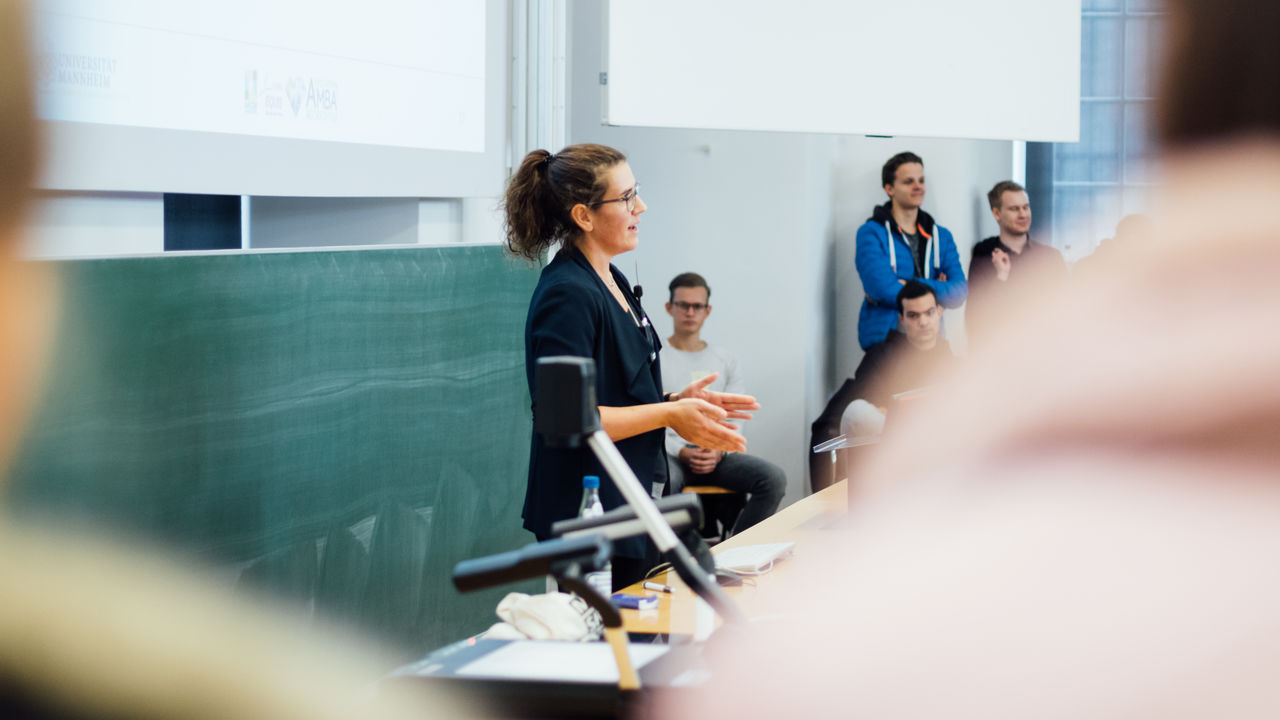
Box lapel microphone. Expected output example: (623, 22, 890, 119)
(632, 258, 643, 298)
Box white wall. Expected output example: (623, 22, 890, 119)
(569, 3, 1018, 504)
(25, 192, 499, 257)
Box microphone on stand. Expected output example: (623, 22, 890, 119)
(534, 356, 744, 625)
(452, 535, 611, 593)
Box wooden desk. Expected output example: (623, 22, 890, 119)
(618, 479, 847, 635)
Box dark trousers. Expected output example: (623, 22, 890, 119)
(809, 378, 861, 492)
(665, 452, 786, 535)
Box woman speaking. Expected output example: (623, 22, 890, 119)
(503, 143, 757, 588)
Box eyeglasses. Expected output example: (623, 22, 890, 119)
(671, 301, 707, 313)
(592, 185, 641, 213)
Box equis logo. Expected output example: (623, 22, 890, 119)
(286, 77, 305, 116)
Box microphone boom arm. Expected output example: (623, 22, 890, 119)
(586, 430, 745, 625)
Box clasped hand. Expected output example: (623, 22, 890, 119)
(680, 445, 723, 474)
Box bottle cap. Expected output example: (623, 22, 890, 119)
(583, 475, 600, 489)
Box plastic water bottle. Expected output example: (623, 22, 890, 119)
(577, 475, 612, 598)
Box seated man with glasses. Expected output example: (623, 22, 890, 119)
(809, 280, 958, 490)
(659, 272, 786, 536)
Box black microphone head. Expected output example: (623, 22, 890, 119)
(534, 356, 601, 447)
(452, 535, 611, 593)
(632, 284, 643, 299)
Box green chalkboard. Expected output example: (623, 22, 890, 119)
(9, 244, 543, 659)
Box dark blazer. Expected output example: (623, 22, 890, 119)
(522, 245, 666, 559)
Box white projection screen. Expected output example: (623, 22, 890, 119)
(606, 0, 1081, 142)
(33, 0, 505, 197)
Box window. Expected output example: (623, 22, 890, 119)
(1026, 0, 1165, 262)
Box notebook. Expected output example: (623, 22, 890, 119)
(713, 541, 795, 573)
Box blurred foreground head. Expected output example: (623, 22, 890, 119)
(1158, 0, 1280, 147)
(667, 1, 1280, 717)
(0, 0, 36, 229)
(0, 0, 55, 478)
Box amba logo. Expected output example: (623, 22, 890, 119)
(305, 78, 338, 112)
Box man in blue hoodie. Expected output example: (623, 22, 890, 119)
(855, 152, 967, 349)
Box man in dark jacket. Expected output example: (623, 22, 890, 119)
(810, 281, 957, 490)
(966, 181, 1066, 348)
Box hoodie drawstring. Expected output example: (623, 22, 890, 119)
(885, 220, 941, 278)
(884, 221, 897, 273)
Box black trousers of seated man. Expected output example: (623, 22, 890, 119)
(809, 378, 868, 493)
(664, 451, 787, 536)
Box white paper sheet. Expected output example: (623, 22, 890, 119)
(456, 641, 668, 683)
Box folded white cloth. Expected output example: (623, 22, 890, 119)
(481, 621, 528, 640)
(482, 592, 603, 641)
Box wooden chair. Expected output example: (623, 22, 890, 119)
(681, 485, 743, 543)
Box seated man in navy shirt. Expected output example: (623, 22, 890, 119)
(966, 180, 1066, 348)
(810, 281, 958, 490)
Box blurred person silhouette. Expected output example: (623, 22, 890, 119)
(666, 0, 1280, 717)
(0, 4, 472, 719)
(1075, 212, 1154, 278)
